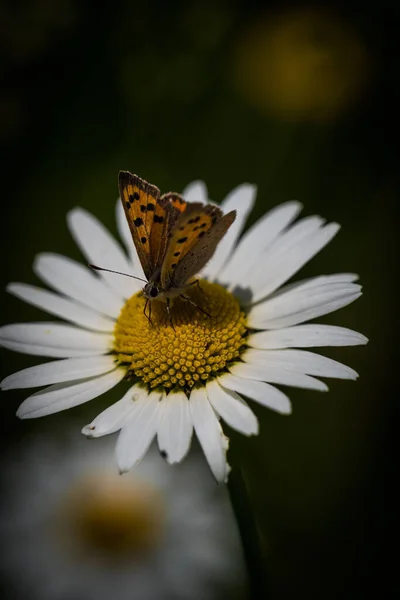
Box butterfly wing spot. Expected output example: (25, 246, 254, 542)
(129, 192, 140, 203)
(173, 251, 180, 257)
(177, 237, 188, 244)
(147, 203, 155, 211)
(141, 236, 147, 244)
(153, 215, 164, 223)
(134, 217, 143, 227)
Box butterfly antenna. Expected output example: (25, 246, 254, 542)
(89, 264, 147, 283)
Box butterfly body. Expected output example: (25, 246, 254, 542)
(118, 171, 236, 321)
(142, 269, 190, 302)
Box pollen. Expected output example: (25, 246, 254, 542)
(114, 280, 247, 391)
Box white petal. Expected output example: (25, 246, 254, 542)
(251, 222, 341, 303)
(248, 278, 362, 329)
(220, 201, 303, 287)
(116, 391, 162, 473)
(7, 283, 115, 332)
(270, 272, 359, 296)
(230, 362, 328, 391)
(248, 324, 368, 349)
(219, 373, 292, 414)
(243, 349, 359, 380)
(1, 356, 117, 390)
(182, 180, 208, 203)
(157, 391, 193, 464)
(242, 215, 325, 292)
(82, 386, 147, 437)
(202, 184, 256, 281)
(115, 199, 146, 283)
(17, 368, 125, 419)
(115, 198, 135, 261)
(34, 252, 123, 318)
(67, 207, 139, 298)
(0, 323, 112, 357)
(206, 380, 259, 435)
(0, 341, 102, 358)
(189, 386, 228, 483)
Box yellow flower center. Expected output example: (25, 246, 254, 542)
(114, 279, 247, 392)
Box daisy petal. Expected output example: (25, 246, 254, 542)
(182, 180, 208, 203)
(17, 368, 125, 419)
(115, 199, 145, 284)
(242, 215, 324, 291)
(116, 391, 162, 473)
(248, 324, 369, 349)
(248, 278, 362, 329)
(219, 373, 292, 414)
(220, 201, 302, 287)
(230, 362, 328, 391)
(1, 356, 117, 390)
(206, 380, 259, 435)
(157, 391, 193, 464)
(0, 323, 112, 357)
(272, 273, 359, 296)
(34, 253, 123, 318)
(202, 184, 256, 281)
(190, 387, 228, 483)
(251, 222, 341, 302)
(244, 349, 359, 380)
(7, 283, 115, 332)
(82, 386, 148, 437)
(67, 208, 139, 299)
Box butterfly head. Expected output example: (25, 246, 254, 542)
(143, 281, 161, 300)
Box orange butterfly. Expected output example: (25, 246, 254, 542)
(118, 171, 236, 323)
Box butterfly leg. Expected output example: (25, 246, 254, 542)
(143, 298, 154, 326)
(180, 294, 211, 318)
(189, 279, 202, 291)
(166, 298, 175, 330)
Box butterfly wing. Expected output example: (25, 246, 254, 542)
(170, 210, 236, 288)
(160, 204, 235, 289)
(119, 171, 178, 280)
(162, 192, 188, 214)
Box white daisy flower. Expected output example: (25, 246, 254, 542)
(0, 429, 245, 600)
(0, 180, 367, 483)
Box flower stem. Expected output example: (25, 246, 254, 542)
(227, 464, 269, 599)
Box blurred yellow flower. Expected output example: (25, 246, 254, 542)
(233, 8, 371, 121)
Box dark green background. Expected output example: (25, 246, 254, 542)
(0, 1, 396, 598)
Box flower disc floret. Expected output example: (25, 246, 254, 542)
(114, 280, 247, 391)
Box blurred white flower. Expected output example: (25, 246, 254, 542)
(0, 429, 245, 600)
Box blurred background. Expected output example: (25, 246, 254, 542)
(0, 0, 397, 598)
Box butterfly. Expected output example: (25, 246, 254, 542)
(117, 171, 236, 324)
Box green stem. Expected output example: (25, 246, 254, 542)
(227, 465, 269, 599)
